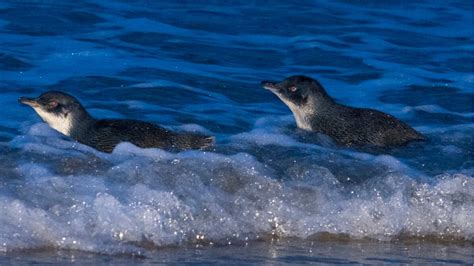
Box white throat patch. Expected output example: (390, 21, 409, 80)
(276, 96, 313, 131)
(33, 107, 74, 136)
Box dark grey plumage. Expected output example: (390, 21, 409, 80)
(262, 75, 425, 147)
(19, 91, 214, 153)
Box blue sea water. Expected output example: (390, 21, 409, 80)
(0, 0, 473, 263)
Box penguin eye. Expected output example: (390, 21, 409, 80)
(47, 101, 58, 109)
(289, 86, 298, 92)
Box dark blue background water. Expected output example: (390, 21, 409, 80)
(0, 0, 473, 263)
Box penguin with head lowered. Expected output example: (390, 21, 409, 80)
(19, 91, 214, 153)
(262, 75, 425, 147)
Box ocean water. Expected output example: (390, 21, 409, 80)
(0, 0, 473, 264)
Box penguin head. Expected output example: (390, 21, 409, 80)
(19, 91, 90, 136)
(262, 75, 332, 108)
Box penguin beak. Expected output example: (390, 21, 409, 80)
(261, 81, 278, 91)
(19, 97, 39, 107)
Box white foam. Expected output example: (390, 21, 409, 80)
(1, 128, 473, 254)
